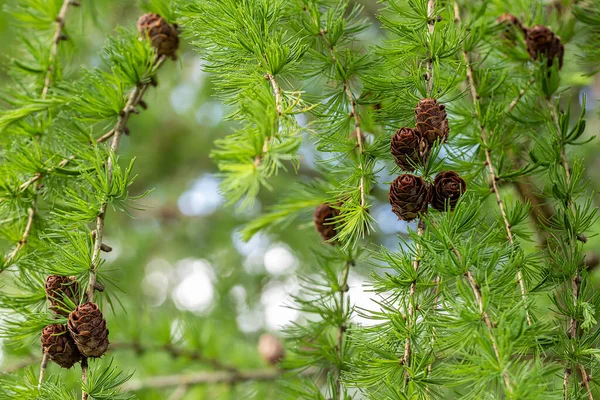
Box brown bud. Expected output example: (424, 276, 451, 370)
(526, 25, 564, 69)
(431, 170, 466, 211)
(388, 174, 431, 221)
(45, 275, 79, 317)
(137, 13, 179, 60)
(415, 98, 449, 144)
(68, 302, 109, 358)
(314, 204, 340, 244)
(41, 324, 82, 369)
(390, 127, 429, 171)
(258, 333, 285, 366)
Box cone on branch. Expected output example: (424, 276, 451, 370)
(389, 174, 431, 221)
(137, 13, 180, 60)
(497, 14, 527, 43)
(525, 25, 564, 69)
(415, 98, 449, 144)
(431, 171, 466, 211)
(258, 333, 285, 366)
(41, 324, 82, 369)
(390, 127, 429, 171)
(68, 302, 109, 358)
(45, 275, 79, 317)
(314, 203, 339, 244)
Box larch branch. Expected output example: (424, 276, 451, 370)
(454, 1, 531, 326)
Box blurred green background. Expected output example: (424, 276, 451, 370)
(0, 0, 599, 399)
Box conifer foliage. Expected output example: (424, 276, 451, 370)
(1, 0, 599, 399)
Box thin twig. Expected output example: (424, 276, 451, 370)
(305, 11, 367, 398)
(254, 73, 282, 167)
(548, 99, 594, 400)
(123, 369, 282, 392)
(87, 56, 165, 303)
(404, 220, 425, 387)
(507, 77, 535, 114)
(37, 352, 49, 390)
(42, 0, 77, 100)
(454, 1, 531, 326)
(83, 55, 166, 400)
(447, 245, 512, 390)
(81, 357, 89, 400)
(4, 206, 35, 267)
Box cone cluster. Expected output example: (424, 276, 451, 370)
(388, 99, 466, 221)
(137, 13, 180, 60)
(40, 275, 109, 369)
(497, 14, 564, 69)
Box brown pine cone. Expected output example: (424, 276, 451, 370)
(314, 204, 339, 244)
(68, 302, 109, 358)
(526, 25, 564, 69)
(45, 275, 79, 317)
(258, 333, 285, 366)
(389, 174, 431, 221)
(415, 99, 449, 145)
(137, 13, 179, 60)
(41, 324, 82, 369)
(497, 14, 527, 43)
(391, 127, 429, 171)
(431, 171, 466, 211)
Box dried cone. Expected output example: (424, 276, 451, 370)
(390, 127, 429, 171)
(497, 14, 527, 43)
(431, 171, 466, 211)
(258, 333, 285, 366)
(137, 13, 179, 60)
(526, 25, 564, 69)
(314, 203, 340, 244)
(41, 324, 82, 369)
(415, 99, 449, 145)
(388, 174, 431, 221)
(68, 302, 109, 358)
(45, 275, 79, 316)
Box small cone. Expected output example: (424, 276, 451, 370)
(314, 204, 339, 244)
(526, 25, 564, 69)
(258, 333, 285, 366)
(431, 170, 466, 211)
(415, 99, 449, 144)
(138, 13, 179, 60)
(390, 127, 429, 171)
(45, 275, 79, 316)
(41, 324, 82, 369)
(388, 174, 431, 221)
(68, 302, 109, 358)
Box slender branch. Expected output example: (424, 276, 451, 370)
(254, 73, 282, 167)
(37, 352, 49, 390)
(42, 0, 78, 100)
(447, 245, 512, 391)
(426, 0, 435, 95)
(454, 1, 531, 326)
(307, 10, 366, 208)
(335, 259, 351, 399)
(3, 205, 35, 267)
(83, 55, 166, 400)
(123, 369, 282, 392)
(507, 77, 535, 114)
(404, 220, 425, 387)
(87, 56, 165, 303)
(111, 342, 238, 373)
(547, 99, 594, 400)
(81, 357, 89, 400)
(2, 0, 78, 277)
